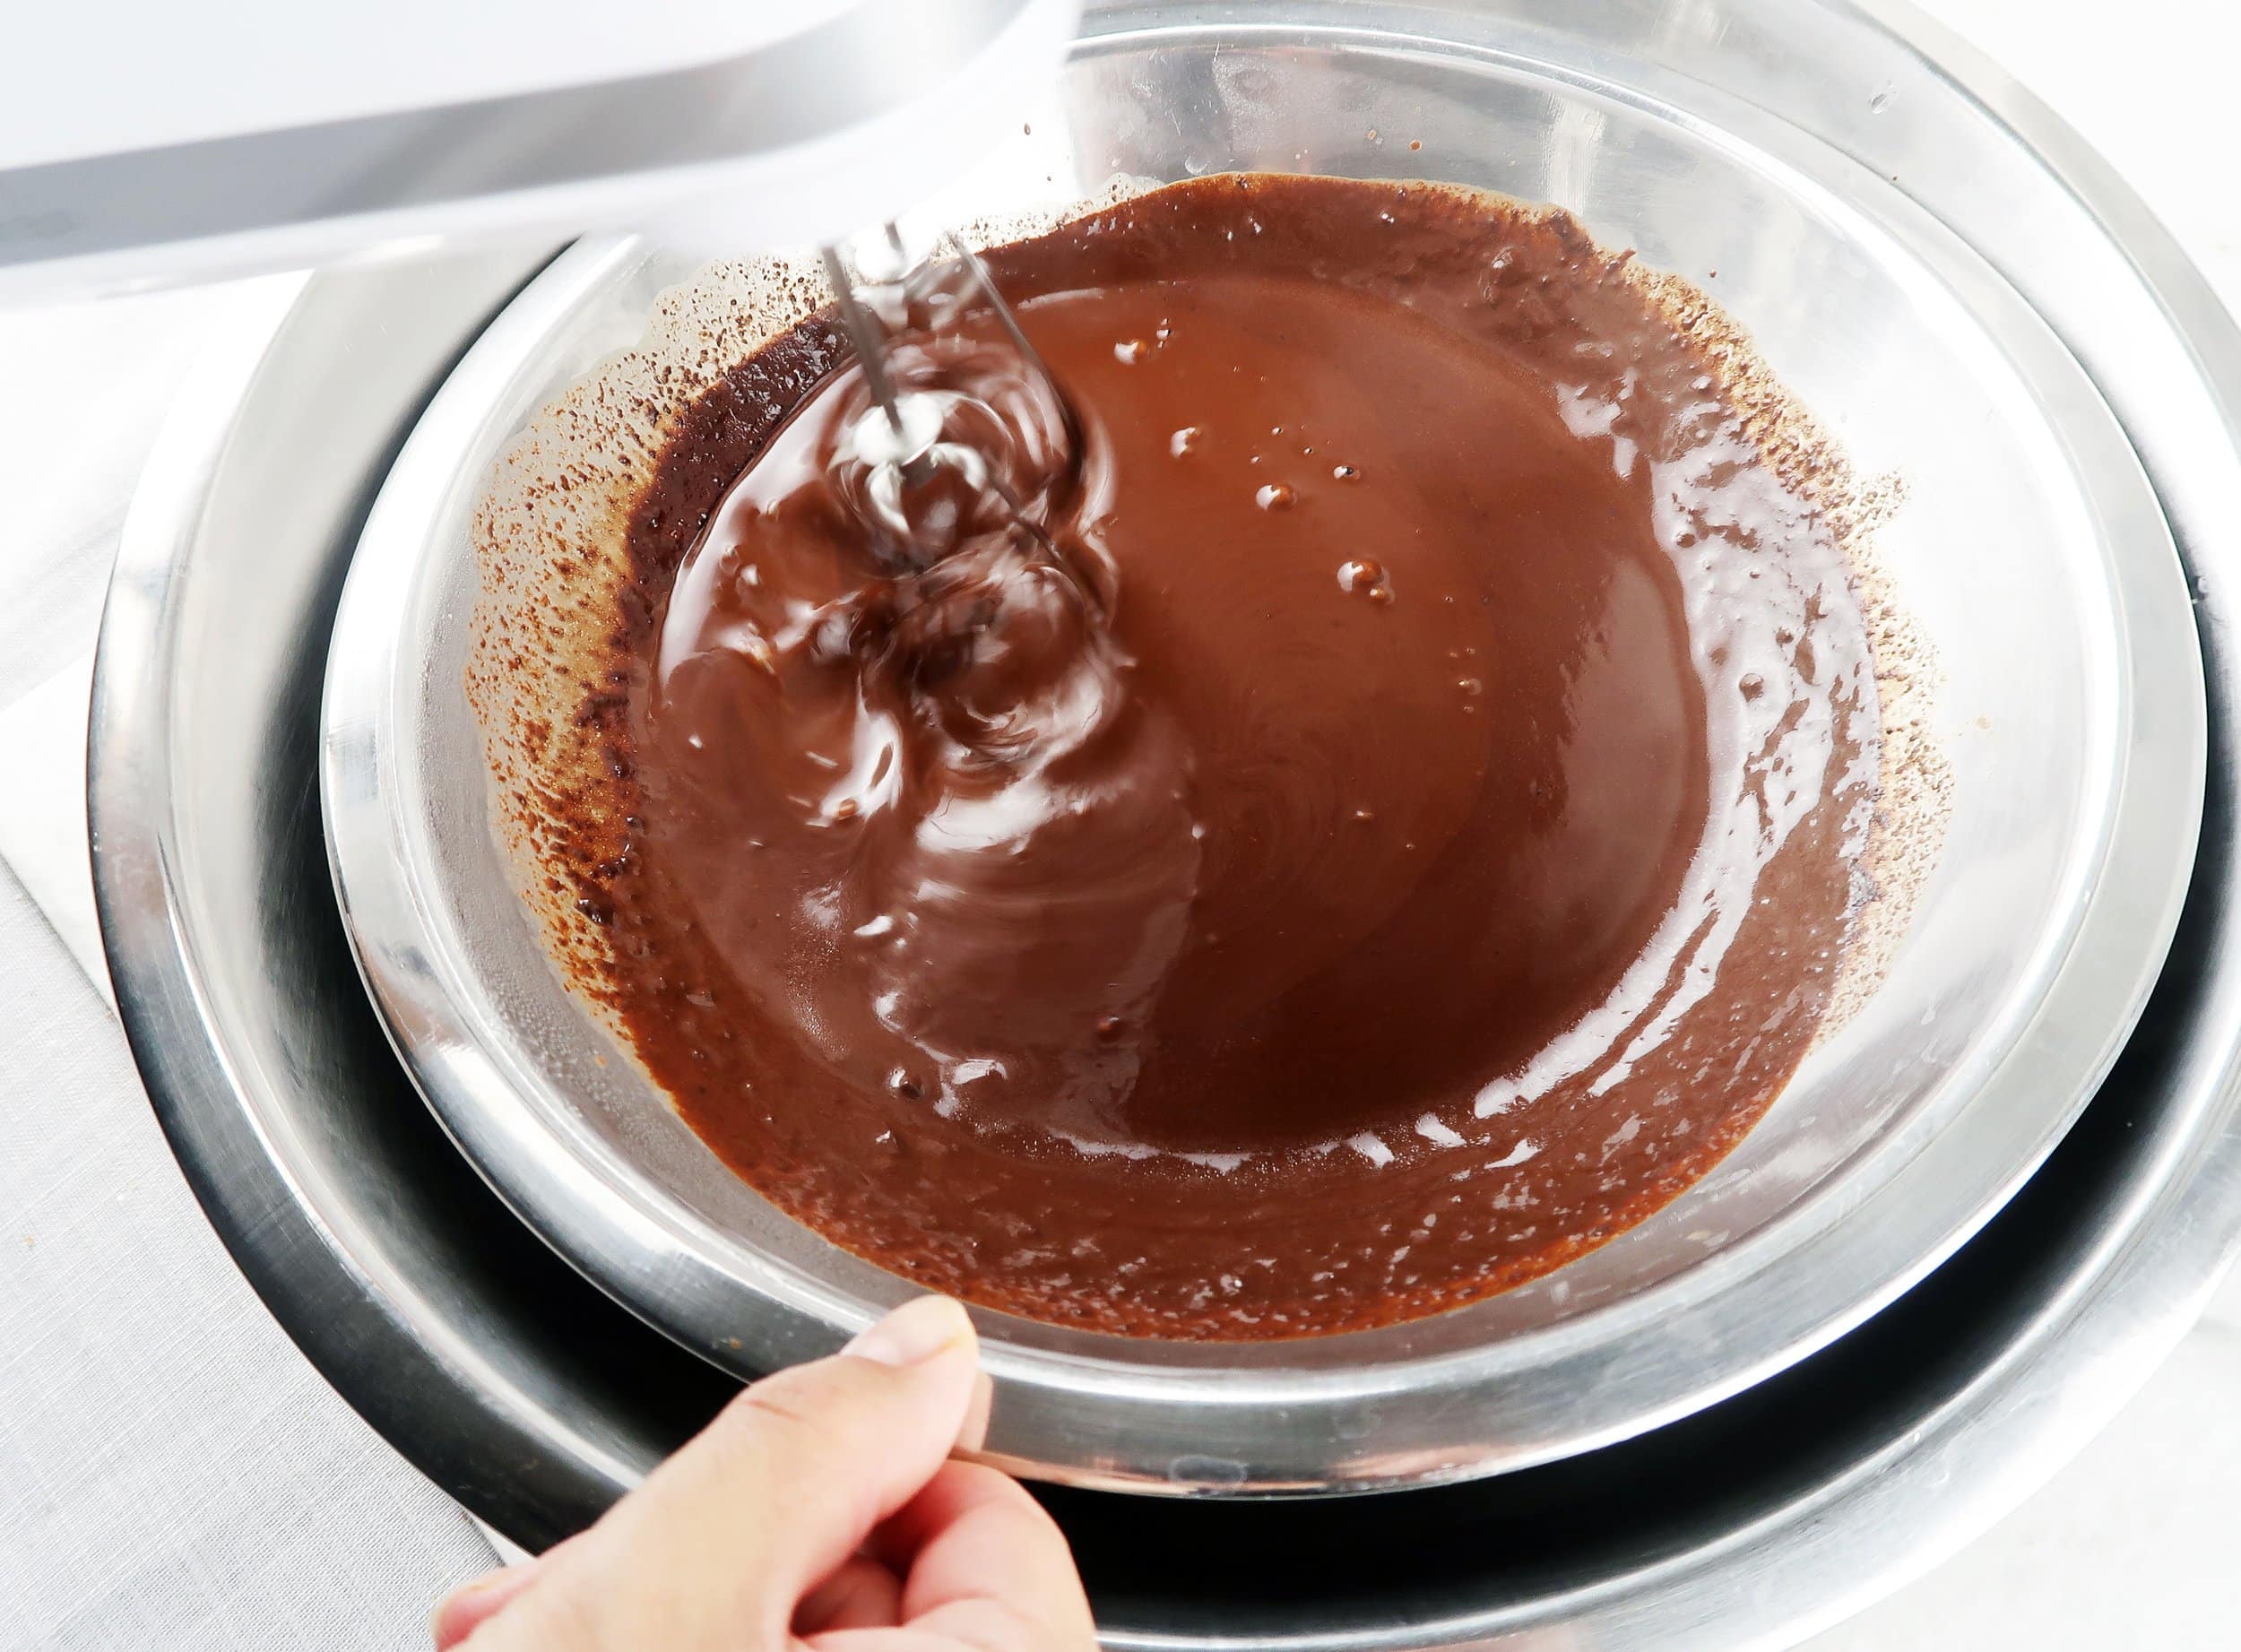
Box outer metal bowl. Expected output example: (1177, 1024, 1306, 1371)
(88, 1, 2241, 1646)
(318, 0, 2204, 1495)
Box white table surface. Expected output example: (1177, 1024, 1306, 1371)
(3, 3, 2238, 1645)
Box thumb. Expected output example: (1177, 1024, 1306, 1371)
(724, 1293, 991, 1598)
(489, 1296, 987, 1650)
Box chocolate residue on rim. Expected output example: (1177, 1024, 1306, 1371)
(469, 174, 1939, 1339)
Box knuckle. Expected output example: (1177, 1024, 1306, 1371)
(718, 1360, 883, 1460)
(958, 1463, 1068, 1537)
(737, 1385, 829, 1436)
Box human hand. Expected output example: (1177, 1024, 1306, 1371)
(430, 1296, 1096, 1650)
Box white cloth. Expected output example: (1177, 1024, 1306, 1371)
(0, 291, 497, 1650)
(0, 863, 496, 1650)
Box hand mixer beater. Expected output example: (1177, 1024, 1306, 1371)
(817, 224, 1091, 578)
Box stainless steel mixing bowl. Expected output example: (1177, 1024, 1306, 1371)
(320, 0, 2204, 1493)
(94, 1, 2241, 1641)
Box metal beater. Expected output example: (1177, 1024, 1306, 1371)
(818, 224, 1083, 549)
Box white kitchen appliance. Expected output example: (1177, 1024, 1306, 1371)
(0, 0, 1080, 300)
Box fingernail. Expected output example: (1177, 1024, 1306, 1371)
(844, 1295, 973, 1367)
(956, 1369, 995, 1454)
(430, 1562, 538, 1649)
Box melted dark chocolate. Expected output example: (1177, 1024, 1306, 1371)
(581, 176, 1873, 1338)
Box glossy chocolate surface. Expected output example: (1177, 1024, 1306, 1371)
(572, 177, 1873, 1337)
